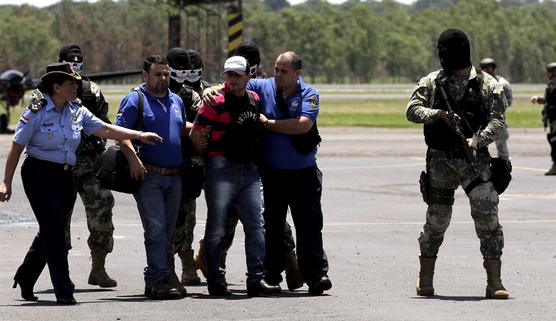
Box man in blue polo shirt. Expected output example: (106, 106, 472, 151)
(254, 51, 332, 295)
(116, 55, 188, 300)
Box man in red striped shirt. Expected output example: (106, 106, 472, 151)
(190, 56, 280, 297)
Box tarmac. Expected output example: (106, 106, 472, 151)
(0, 127, 555, 321)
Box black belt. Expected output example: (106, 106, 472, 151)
(427, 148, 487, 159)
(26, 156, 73, 171)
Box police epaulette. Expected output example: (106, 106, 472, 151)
(27, 90, 47, 113)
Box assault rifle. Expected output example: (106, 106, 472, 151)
(436, 83, 477, 165)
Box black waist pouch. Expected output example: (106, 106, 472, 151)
(490, 157, 512, 194)
(291, 123, 321, 155)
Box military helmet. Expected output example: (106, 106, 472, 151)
(480, 58, 496, 69)
(546, 62, 556, 72)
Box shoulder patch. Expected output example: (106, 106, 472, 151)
(308, 95, 319, 110)
(90, 81, 101, 96)
(27, 90, 47, 113)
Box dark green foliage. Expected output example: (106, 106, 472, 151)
(1, 0, 556, 83)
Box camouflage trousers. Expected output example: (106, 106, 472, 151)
(418, 151, 504, 260)
(547, 119, 556, 163)
(171, 196, 197, 254)
(65, 154, 115, 252)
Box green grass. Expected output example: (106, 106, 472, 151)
(319, 97, 544, 128)
(8, 94, 545, 129)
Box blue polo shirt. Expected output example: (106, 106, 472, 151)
(115, 84, 185, 168)
(247, 77, 319, 169)
(13, 95, 104, 165)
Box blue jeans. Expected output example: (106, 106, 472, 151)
(203, 157, 266, 285)
(133, 171, 181, 284)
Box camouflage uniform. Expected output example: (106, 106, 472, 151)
(406, 66, 507, 260)
(171, 85, 204, 256)
(493, 75, 512, 160)
(64, 80, 115, 252)
(541, 83, 556, 166)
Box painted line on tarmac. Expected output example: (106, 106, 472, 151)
(325, 219, 556, 226)
(513, 165, 547, 173)
(322, 162, 423, 170)
(501, 192, 556, 199)
(98, 219, 556, 228)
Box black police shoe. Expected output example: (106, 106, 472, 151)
(247, 279, 282, 297)
(56, 294, 77, 305)
(208, 281, 232, 296)
(150, 278, 182, 300)
(308, 276, 332, 296)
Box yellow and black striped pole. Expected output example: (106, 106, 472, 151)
(227, 4, 242, 57)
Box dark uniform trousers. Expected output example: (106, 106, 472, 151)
(261, 165, 329, 285)
(17, 156, 74, 296)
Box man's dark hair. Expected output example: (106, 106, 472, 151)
(143, 55, 168, 72)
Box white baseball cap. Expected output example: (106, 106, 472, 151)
(223, 56, 249, 75)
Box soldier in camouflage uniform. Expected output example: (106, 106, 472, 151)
(531, 62, 556, 175)
(166, 48, 204, 287)
(406, 29, 509, 299)
(59, 44, 117, 288)
(480, 58, 513, 160)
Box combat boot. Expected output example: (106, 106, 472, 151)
(194, 239, 208, 278)
(416, 256, 436, 296)
(168, 256, 187, 297)
(88, 249, 117, 288)
(178, 249, 200, 285)
(483, 259, 509, 299)
(545, 163, 556, 175)
(285, 249, 304, 291)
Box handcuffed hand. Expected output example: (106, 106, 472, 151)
(199, 125, 212, 151)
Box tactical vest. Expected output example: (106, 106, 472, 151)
(76, 79, 107, 156)
(544, 83, 556, 121)
(178, 80, 210, 121)
(424, 72, 489, 150)
(219, 91, 262, 163)
(79, 79, 101, 117)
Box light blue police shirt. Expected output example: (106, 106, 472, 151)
(13, 95, 104, 165)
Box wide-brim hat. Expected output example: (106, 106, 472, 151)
(40, 62, 82, 84)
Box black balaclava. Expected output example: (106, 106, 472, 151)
(184, 49, 204, 88)
(166, 47, 191, 92)
(235, 41, 260, 77)
(58, 44, 84, 73)
(58, 44, 83, 62)
(167, 47, 191, 70)
(187, 49, 203, 70)
(437, 28, 471, 73)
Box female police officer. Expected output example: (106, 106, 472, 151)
(0, 62, 162, 304)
